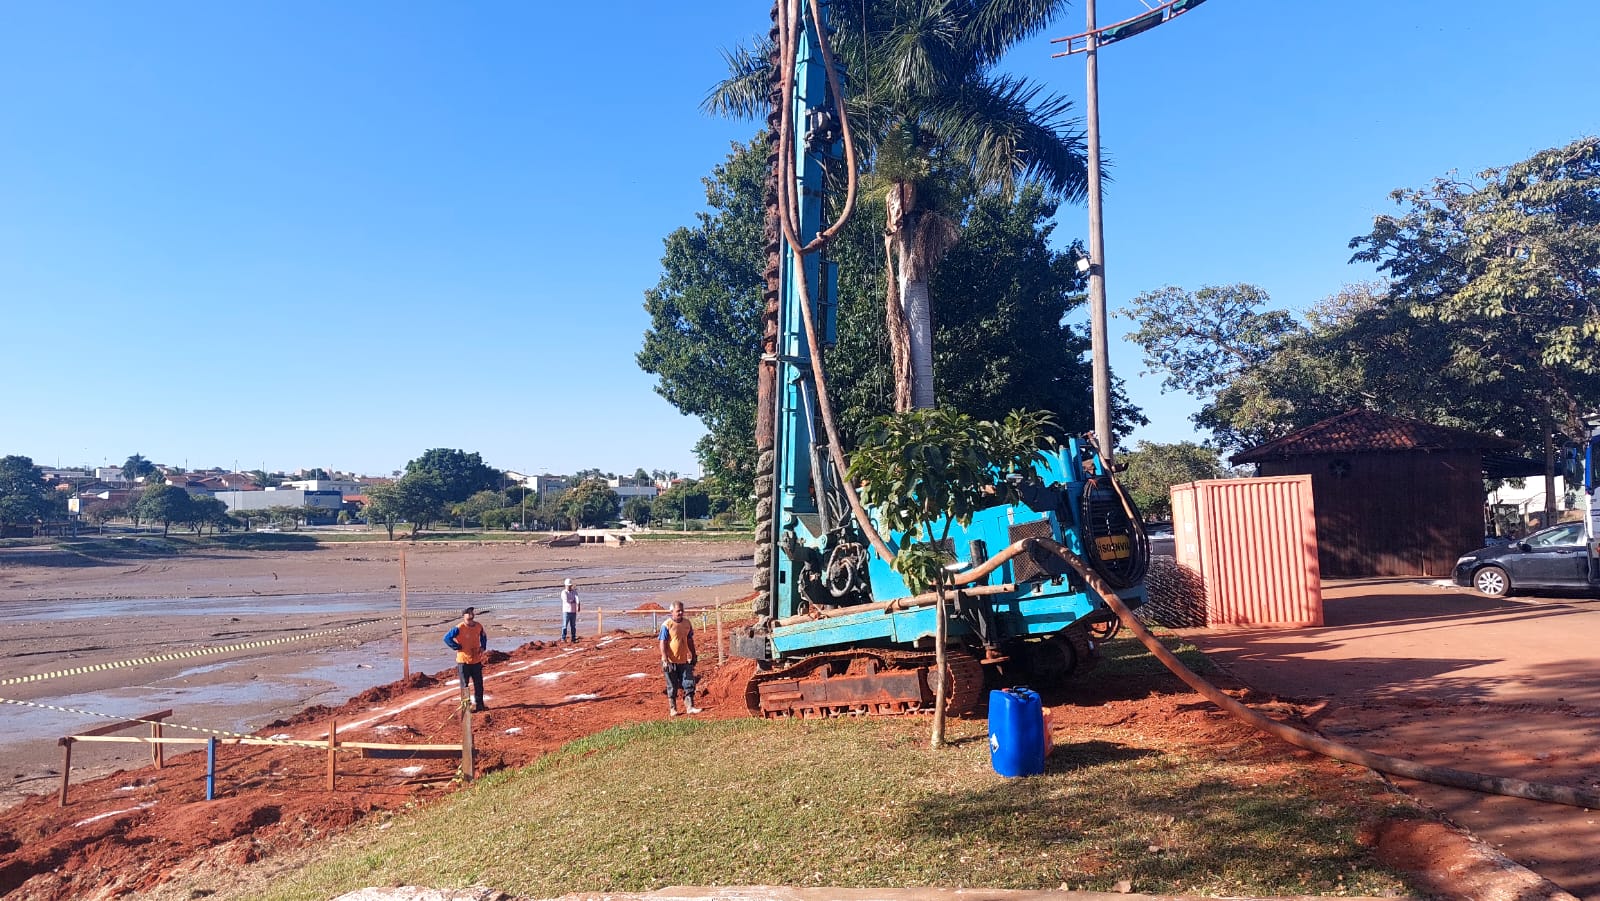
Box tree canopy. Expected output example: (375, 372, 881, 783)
(135, 483, 192, 537)
(1349, 136, 1600, 444)
(0, 456, 57, 533)
(122, 453, 157, 481)
(706, 0, 1089, 410)
(637, 137, 767, 505)
(561, 478, 620, 529)
(1121, 138, 1600, 517)
(641, 138, 1140, 499)
(1117, 441, 1228, 520)
(365, 472, 445, 539)
(404, 449, 501, 506)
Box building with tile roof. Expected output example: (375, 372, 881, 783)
(1231, 410, 1537, 578)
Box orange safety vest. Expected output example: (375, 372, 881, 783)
(454, 621, 487, 665)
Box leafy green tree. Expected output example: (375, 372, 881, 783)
(846, 406, 1056, 746)
(404, 449, 501, 506)
(641, 140, 1138, 497)
(136, 483, 193, 537)
(480, 507, 518, 530)
(708, 0, 1089, 410)
(622, 496, 653, 526)
(184, 495, 231, 535)
(0, 455, 56, 535)
(561, 478, 620, 528)
(1123, 284, 1301, 400)
(362, 484, 404, 540)
(849, 408, 1057, 593)
(451, 490, 508, 527)
(122, 453, 157, 482)
(1117, 442, 1228, 520)
(531, 490, 569, 531)
(638, 137, 767, 503)
(652, 481, 710, 526)
(83, 500, 126, 529)
(831, 184, 1143, 445)
(1350, 136, 1600, 513)
(364, 472, 445, 539)
(124, 487, 145, 527)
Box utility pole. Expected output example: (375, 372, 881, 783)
(1054, 0, 1208, 465)
(1084, 0, 1111, 461)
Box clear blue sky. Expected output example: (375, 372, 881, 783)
(2, 1, 1595, 476)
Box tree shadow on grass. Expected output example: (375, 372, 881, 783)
(894, 740, 1396, 892)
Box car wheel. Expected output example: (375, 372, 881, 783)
(1473, 565, 1511, 597)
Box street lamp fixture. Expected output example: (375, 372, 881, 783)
(1052, 0, 1207, 462)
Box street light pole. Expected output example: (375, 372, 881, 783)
(1084, 0, 1112, 462)
(1053, 0, 1208, 467)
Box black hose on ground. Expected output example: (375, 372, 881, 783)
(949, 536, 1600, 811)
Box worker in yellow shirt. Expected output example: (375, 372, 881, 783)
(658, 601, 700, 716)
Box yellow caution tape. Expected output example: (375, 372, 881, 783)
(0, 616, 397, 687)
(0, 695, 335, 747)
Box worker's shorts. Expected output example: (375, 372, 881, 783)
(663, 661, 696, 698)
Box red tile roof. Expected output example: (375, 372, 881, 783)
(1232, 410, 1519, 464)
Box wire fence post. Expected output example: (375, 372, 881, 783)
(205, 737, 218, 800)
(400, 549, 411, 679)
(326, 718, 338, 791)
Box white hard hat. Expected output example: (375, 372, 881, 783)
(564, 578, 573, 587)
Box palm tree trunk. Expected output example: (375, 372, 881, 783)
(898, 260, 938, 409)
(887, 233, 936, 411)
(885, 182, 948, 411)
(884, 233, 913, 412)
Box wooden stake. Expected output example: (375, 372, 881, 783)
(326, 718, 337, 790)
(400, 549, 411, 679)
(715, 601, 725, 666)
(58, 738, 72, 806)
(152, 720, 164, 768)
(460, 696, 475, 782)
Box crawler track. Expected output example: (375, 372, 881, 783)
(745, 647, 985, 718)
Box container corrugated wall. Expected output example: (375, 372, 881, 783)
(1170, 475, 1322, 628)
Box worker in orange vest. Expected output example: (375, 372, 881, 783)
(444, 606, 489, 712)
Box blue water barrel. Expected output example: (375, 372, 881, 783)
(988, 687, 1045, 777)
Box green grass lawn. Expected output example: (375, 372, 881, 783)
(228, 701, 1418, 900)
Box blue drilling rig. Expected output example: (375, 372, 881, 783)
(732, 0, 1150, 717)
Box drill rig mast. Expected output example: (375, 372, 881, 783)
(736, 0, 1149, 717)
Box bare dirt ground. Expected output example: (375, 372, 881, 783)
(1185, 579, 1600, 900)
(0, 544, 1582, 900)
(0, 539, 752, 802)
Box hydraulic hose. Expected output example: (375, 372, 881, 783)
(944, 536, 1600, 811)
(768, 0, 1598, 812)
(773, 0, 895, 564)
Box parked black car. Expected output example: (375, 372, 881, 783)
(1452, 522, 1595, 597)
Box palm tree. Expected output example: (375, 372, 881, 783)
(707, 0, 1089, 410)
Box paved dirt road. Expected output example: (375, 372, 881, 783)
(1184, 578, 1600, 900)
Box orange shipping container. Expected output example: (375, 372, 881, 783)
(1170, 475, 1323, 627)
